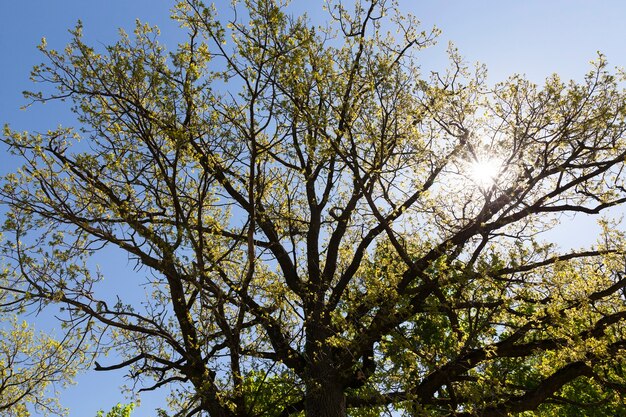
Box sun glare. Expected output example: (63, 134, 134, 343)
(468, 157, 502, 187)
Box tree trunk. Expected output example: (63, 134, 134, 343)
(304, 315, 349, 417)
(304, 376, 347, 417)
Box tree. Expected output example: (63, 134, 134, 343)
(0, 315, 79, 417)
(96, 403, 134, 417)
(3, 0, 626, 416)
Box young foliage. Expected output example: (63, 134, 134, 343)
(96, 403, 135, 417)
(3, 1, 626, 416)
(0, 317, 80, 417)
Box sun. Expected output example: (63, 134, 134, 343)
(468, 157, 502, 187)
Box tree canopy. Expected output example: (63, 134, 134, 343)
(3, 1, 626, 416)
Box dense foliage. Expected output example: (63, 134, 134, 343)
(3, 1, 626, 416)
(97, 404, 134, 417)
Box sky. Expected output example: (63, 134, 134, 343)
(2, 1, 626, 416)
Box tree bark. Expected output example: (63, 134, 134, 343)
(304, 374, 347, 417)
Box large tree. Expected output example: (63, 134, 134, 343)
(3, 1, 626, 416)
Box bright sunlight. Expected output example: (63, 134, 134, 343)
(468, 157, 503, 187)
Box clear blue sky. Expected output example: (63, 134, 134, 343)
(2, 1, 626, 416)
